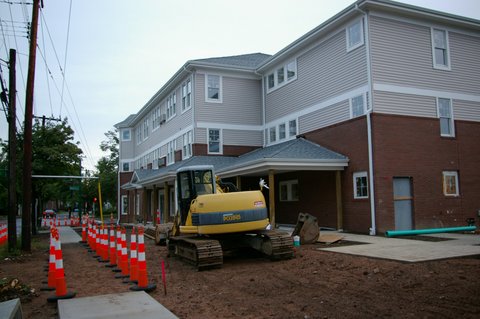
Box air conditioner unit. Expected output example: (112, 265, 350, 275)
(160, 114, 167, 124)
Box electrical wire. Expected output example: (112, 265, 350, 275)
(58, 0, 72, 118)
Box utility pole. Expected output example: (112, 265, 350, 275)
(22, 0, 40, 252)
(33, 115, 61, 127)
(8, 48, 17, 252)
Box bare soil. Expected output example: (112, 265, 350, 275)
(1, 230, 479, 319)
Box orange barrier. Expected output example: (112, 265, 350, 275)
(80, 218, 87, 243)
(47, 227, 75, 302)
(0, 224, 7, 245)
(40, 227, 56, 291)
(112, 226, 122, 273)
(99, 225, 109, 263)
(106, 224, 117, 268)
(115, 227, 129, 279)
(126, 227, 138, 284)
(130, 226, 156, 292)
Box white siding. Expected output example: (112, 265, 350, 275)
(370, 15, 480, 95)
(223, 129, 263, 146)
(374, 91, 437, 118)
(265, 26, 368, 123)
(195, 73, 263, 125)
(299, 100, 350, 134)
(455, 99, 480, 122)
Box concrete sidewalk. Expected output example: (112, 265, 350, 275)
(57, 226, 82, 244)
(58, 291, 178, 319)
(318, 231, 480, 262)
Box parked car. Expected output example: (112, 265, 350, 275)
(43, 209, 56, 219)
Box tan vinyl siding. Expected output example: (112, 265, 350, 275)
(223, 129, 263, 146)
(299, 100, 350, 134)
(370, 15, 480, 95)
(374, 91, 437, 118)
(454, 99, 480, 122)
(195, 73, 263, 125)
(265, 28, 368, 123)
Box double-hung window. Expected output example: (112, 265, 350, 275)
(206, 74, 222, 102)
(346, 18, 364, 52)
(208, 129, 221, 154)
(167, 140, 176, 165)
(353, 172, 368, 199)
(437, 98, 454, 137)
(121, 129, 131, 141)
(432, 29, 450, 70)
(266, 60, 297, 92)
(182, 80, 192, 112)
(182, 131, 193, 159)
(167, 93, 176, 120)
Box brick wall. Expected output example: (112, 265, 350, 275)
(372, 113, 480, 232)
(304, 117, 372, 233)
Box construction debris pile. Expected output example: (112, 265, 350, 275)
(0, 277, 38, 303)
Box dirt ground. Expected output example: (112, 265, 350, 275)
(1, 230, 479, 319)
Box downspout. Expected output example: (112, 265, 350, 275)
(255, 70, 266, 147)
(356, 4, 376, 235)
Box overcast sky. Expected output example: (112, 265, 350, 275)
(1, 0, 479, 171)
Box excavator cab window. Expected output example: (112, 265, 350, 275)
(194, 170, 214, 195)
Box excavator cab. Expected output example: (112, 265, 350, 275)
(177, 165, 215, 226)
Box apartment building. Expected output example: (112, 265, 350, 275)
(116, 0, 480, 234)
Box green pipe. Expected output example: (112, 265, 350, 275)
(385, 226, 476, 237)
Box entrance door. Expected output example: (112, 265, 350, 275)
(393, 177, 413, 230)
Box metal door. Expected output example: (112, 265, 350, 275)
(393, 177, 413, 230)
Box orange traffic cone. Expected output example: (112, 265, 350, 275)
(115, 227, 129, 279)
(99, 225, 109, 263)
(79, 217, 87, 244)
(47, 228, 75, 302)
(112, 225, 122, 273)
(92, 223, 100, 258)
(124, 227, 138, 283)
(131, 226, 156, 292)
(106, 224, 117, 268)
(41, 227, 56, 291)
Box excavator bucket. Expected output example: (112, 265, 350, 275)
(292, 213, 319, 244)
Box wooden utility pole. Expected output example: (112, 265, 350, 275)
(8, 48, 17, 251)
(22, 0, 40, 252)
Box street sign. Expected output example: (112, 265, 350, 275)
(69, 185, 80, 191)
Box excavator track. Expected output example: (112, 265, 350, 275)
(169, 236, 223, 271)
(258, 230, 295, 260)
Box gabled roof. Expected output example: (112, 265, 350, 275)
(191, 53, 271, 70)
(123, 138, 349, 189)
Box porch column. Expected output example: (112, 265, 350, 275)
(163, 182, 169, 223)
(236, 176, 242, 191)
(142, 187, 148, 223)
(336, 170, 343, 230)
(268, 170, 275, 227)
(153, 184, 158, 225)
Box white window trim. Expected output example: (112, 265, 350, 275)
(166, 93, 177, 121)
(181, 79, 192, 113)
(266, 59, 297, 93)
(207, 128, 223, 154)
(279, 180, 299, 202)
(135, 194, 140, 215)
(167, 140, 176, 165)
(353, 171, 369, 199)
(431, 28, 451, 71)
(436, 97, 455, 137)
(266, 119, 297, 146)
(346, 17, 364, 52)
(121, 195, 128, 215)
(121, 129, 131, 142)
(205, 74, 223, 103)
(349, 93, 367, 119)
(182, 131, 193, 160)
(442, 171, 459, 197)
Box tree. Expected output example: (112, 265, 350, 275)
(86, 129, 118, 216)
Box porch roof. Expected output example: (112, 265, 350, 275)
(122, 138, 349, 189)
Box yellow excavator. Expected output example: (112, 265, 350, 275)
(155, 165, 294, 270)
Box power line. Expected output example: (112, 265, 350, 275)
(59, 0, 72, 118)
